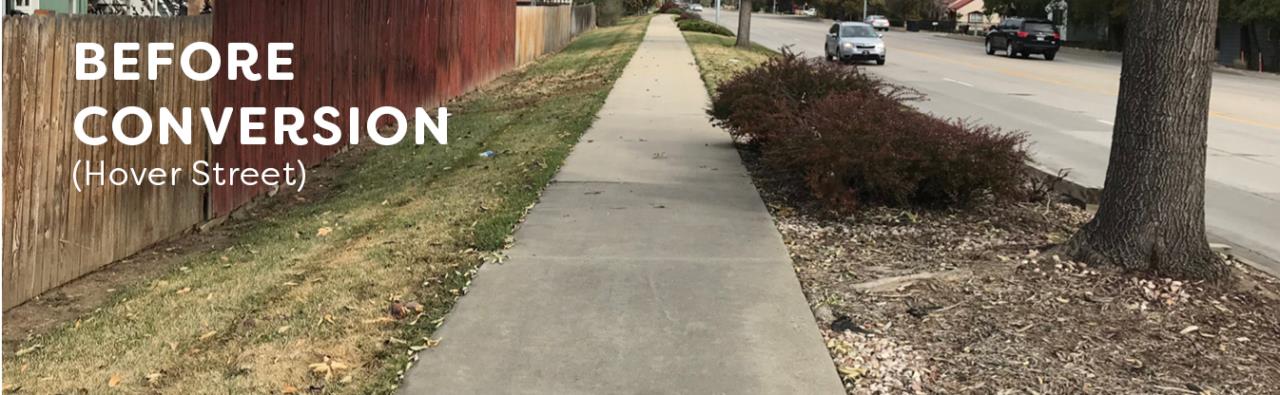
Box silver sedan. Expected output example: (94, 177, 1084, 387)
(824, 22, 886, 65)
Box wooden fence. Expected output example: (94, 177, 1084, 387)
(571, 4, 597, 37)
(2, 0, 584, 310)
(516, 5, 574, 65)
(2, 15, 212, 309)
(210, 0, 517, 215)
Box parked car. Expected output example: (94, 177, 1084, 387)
(690, 4, 703, 11)
(864, 15, 891, 31)
(801, 8, 817, 16)
(825, 22, 886, 65)
(985, 17, 1061, 60)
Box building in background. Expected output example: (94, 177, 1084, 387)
(87, 0, 186, 16)
(950, 0, 999, 34)
(3, 0, 206, 15)
(6, 0, 90, 15)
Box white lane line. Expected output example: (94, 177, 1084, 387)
(942, 78, 974, 87)
(1097, 119, 1114, 126)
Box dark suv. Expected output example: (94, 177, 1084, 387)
(985, 18, 1060, 60)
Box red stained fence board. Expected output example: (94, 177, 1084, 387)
(211, 0, 516, 215)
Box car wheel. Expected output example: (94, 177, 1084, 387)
(1006, 42, 1016, 58)
(1044, 51, 1057, 61)
(1019, 52, 1030, 58)
(985, 40, 995, 55)
(876, 57, 886, 65)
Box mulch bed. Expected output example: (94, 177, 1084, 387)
(740, 150, 1280, 394)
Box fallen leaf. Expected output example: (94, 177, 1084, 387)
(389, 301, 409, 319)
(316, 227, 333, 237)
(277, 326, 291, 334)
(308, 356, 350, 382)
(838, 365, 866, 378)
(108, 373, 122, 387)
(198, 330, 218, 341)
(282, 384, 299, 394)
(14, 344, 42, 357)
(1180, 325, 1200, 335)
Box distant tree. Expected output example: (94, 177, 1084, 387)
(814, 0, 876, 20)
(622, 0, 657, 15)
(883, 0, 945, 20)
(1221, 0, 1280, 22)
(982, 0, 1047, 17)
(1063, 0, 1226, 280)
(737, 0, 753, 47)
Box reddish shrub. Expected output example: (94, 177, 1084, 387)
(709, 50, 880, 147)
(764, 90, 1029, 209)
(658, 1, 682, 13)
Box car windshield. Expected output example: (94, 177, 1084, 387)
(841, 25, 878, 38)
(1024, 22, 1055, 33)
(868, 15, 886, 20)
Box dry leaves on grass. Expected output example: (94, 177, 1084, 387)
(308, 356, 350, 382)
(825, 328, 929, 394)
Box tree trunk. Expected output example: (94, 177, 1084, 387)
(1064, 0, 1227, 280)
(736, 0, 752, 47)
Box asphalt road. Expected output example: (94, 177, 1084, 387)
(703, 10, 1280, 274)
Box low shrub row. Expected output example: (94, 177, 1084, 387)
(677, 19, 734, 36)
(710, 51, 1029, 209)
(675, 11, 701, 22)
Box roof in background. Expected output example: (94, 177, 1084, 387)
(949, 0, 978, 11)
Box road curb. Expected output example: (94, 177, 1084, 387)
(1023, 162, 1100, 206)
(1023, 162, 1280, 279)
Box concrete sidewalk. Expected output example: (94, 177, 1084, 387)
(398, 16, 844, 394)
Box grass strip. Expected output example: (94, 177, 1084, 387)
(2, 15, 652, 395)
(681, 30, 776, 95)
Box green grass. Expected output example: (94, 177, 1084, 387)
(681, 31, 776, 94)
(1, 16, 652, 395)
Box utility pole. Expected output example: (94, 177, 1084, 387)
(715, 0, 721, 24)
(862, 0, 868, 21)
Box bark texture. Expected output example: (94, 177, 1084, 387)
(736, 0, 752, 47)
(1065, 0, 1227, 280)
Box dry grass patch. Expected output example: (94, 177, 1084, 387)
(682, 31, 776, 93)
(2, 16, 651, 395)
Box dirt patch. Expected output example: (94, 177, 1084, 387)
(741, 149, 1280, 394)
(1, 144, 372, 352)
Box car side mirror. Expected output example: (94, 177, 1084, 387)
(828, 32, 837, 37)
(878, 33, 884, 38)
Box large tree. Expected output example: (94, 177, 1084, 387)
(737, 0, 753, 47)
(1064, 0, 1226, 280)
